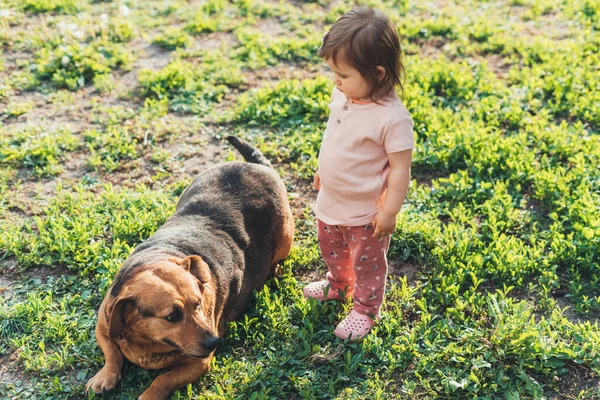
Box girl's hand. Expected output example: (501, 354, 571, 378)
(313, 171, 321, 190)
(371, 211, 397, 238)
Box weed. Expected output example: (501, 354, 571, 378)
(0, 124, 79, 176)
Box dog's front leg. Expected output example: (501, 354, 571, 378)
(138, 357, 211, 400)
(86, 328, 124, 394)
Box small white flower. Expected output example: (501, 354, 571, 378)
(120, 5, 130, 16)
(100, 13, 109, 23)
(61, 56, 70, 66)
(68, 23, 78, 31)
(73, 30, 84, 39)
(0, 9, 11, 18)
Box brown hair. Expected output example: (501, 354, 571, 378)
(318, 7, 406, 102)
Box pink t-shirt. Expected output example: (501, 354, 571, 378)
(315, 88, 414, 226)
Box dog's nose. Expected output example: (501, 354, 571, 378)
(203, 336, 221, 351)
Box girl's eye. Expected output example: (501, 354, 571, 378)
(165, 306, 183, 323)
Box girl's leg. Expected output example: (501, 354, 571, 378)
(334, 224, 391, 340)
(304, 220, 355, 300)
(350, 228, 391, 316)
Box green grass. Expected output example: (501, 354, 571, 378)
(0, 124, 79, 176)
(0, 0, 599, 399)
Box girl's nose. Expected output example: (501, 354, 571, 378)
(332, 75, 340, 86)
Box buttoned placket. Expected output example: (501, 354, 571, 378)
(336, 102, 350, 126)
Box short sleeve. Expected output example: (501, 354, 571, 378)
(383, 117, 415, 153)
(331, 87, 343, 102)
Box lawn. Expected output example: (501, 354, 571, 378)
(0, 0, 599, 398)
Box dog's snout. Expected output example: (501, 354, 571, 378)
(203, 336, 221, 351)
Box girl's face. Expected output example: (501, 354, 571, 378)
(325, 57, 372, 101)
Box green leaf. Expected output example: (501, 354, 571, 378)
(506, 390, 520, 400)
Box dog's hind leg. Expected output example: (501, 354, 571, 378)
(270, 192, 295, 273)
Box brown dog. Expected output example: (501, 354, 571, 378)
(86, 137, 294, 399)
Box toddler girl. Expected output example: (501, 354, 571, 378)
(303, 7, 414, 341)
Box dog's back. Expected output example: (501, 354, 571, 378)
(130, 137, 292, 324)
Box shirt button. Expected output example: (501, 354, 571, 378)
(343, 106, 348, 110)
(337, 119, 341, 124)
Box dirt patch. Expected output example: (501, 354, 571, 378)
(256, 18, 285, 37)
(0, 351, 29, 394)
(0, 257, 76, 288)
(554, 296, 600, 325)
(182, 141, 227, 174)
(483, 53, 514, 80)
(545, 361, 600, 399)
(115, 42, 173, 95)
(388, 260, 420, 286)
(247, 63, 322, 86)
(0, 257, 19, 300)
(193, 32, 239, 51)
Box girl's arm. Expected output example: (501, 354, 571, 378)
(371, 149, 412, 238)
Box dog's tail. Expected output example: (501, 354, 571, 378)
(226, 136, 272, 168)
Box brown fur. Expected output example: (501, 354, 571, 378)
(86, 142, 294, 399)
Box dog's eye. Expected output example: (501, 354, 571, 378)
(165, 306, 183, 323)
(196, 300, 202, 309)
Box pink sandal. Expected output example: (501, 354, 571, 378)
(334, 309, 379, 341)
(303, 280, 352, 301)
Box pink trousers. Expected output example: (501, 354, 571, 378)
(317, 219, 391, 317)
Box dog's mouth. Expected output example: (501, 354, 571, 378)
(187, 353, 211, 359)
(162, 338, 181, 350)
(162, 339, 210, 359)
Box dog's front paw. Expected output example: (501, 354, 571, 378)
(85, 366, 121, 395)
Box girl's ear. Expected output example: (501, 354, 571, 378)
(376, 66, 386, 81)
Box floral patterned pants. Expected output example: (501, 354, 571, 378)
(317, 219, 391, 317)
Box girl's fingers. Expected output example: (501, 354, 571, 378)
(372, 224, 380, 238)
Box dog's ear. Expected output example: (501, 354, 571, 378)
(179, 255, 212, 285)
(108, 296, 135, 339)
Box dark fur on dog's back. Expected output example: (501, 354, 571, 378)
(110, 141, 284, 322)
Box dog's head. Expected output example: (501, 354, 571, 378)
(106, 256, 220, 360)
